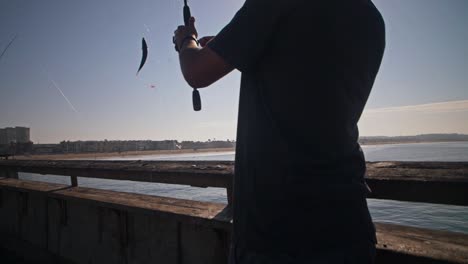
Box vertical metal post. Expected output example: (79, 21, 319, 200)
(12, 169, 18, 179)
(71, 176, 78, 187)
(226, 183, 233, 207)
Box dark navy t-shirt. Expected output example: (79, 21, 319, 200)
(208, 0, 385, 256)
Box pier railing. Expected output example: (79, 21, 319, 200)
(0, 160, 467, 206)
(0, 160, 467, 263)
(0, 160, 235, 205)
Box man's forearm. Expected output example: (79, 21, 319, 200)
(178, 40, 206, 88)
(178, 40, 234, 89)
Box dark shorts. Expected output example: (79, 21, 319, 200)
(229, 242, 376, 264)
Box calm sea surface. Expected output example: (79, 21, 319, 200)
(20, 142, 468, 234)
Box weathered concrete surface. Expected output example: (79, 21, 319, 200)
(0, 179, 68, 246)
(1, 178, 468, 263)
(0, 160, 467, 205)
(0, 178, 230, 264)
(375, 223, 468, 264)
(48, 187, 231, 230)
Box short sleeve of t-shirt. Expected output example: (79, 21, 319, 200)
(207, 0, 293, 73)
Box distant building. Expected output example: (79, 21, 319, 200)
(33, 144, 61, 154)
(0, 129, 6, 145)
(0, 127, 31, 144)
(59, 140, 179, 153)
(5, 127, 16, 144)
(14, 127, 30, 143)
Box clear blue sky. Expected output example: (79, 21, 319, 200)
(1, 0, 467, 143)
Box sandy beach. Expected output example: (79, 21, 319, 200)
(14, 147, 235, 160)
(9, 140, 468, 161)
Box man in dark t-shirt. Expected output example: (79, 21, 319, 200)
(174, 0, 385, 262)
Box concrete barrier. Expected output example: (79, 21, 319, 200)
(0, 178, 231, 264)
(1, 161, 468, 263)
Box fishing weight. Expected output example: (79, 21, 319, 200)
(182, 0, 202, 111)
(139, 0, 201, 111)
(192, 89, 201, 111)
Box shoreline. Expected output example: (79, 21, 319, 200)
(12, 141, 468, 160)
(360, 140, 468, 146)
(14, 147, 235, 160)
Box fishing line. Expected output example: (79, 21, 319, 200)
(0, 34, 18, 62)
(143, 23, 151, 36)
(41, 64, 79, 113)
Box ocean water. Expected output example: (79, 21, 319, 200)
(19, 142, 468, 234)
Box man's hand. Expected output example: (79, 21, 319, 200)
(173, 18, 234, 89)
(173, 17, 198, 51)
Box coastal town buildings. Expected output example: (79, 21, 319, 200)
(25, 139, 235, 155)
(57, 140, 236, 154)
(0, 127, 30, 144)
(59, 140, 179, 153)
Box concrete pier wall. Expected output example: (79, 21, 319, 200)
(1, 160, 468, 264)
(0, 179, 230, 264)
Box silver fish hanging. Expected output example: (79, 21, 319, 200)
(137, 37, 148, 75)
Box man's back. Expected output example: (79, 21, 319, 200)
(206, 0, 386, 261)
(257, 0, 385, 156)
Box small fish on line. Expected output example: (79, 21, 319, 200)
(137, 37, 148, 75)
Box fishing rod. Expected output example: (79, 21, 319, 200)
(181, 0, 202, 111)
(138, 0, 201, 111)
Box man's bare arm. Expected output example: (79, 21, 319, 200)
(179, 42, 234, 88)
(174, 18, 234, 89)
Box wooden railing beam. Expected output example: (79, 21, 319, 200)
(0, 160, 466, 206)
